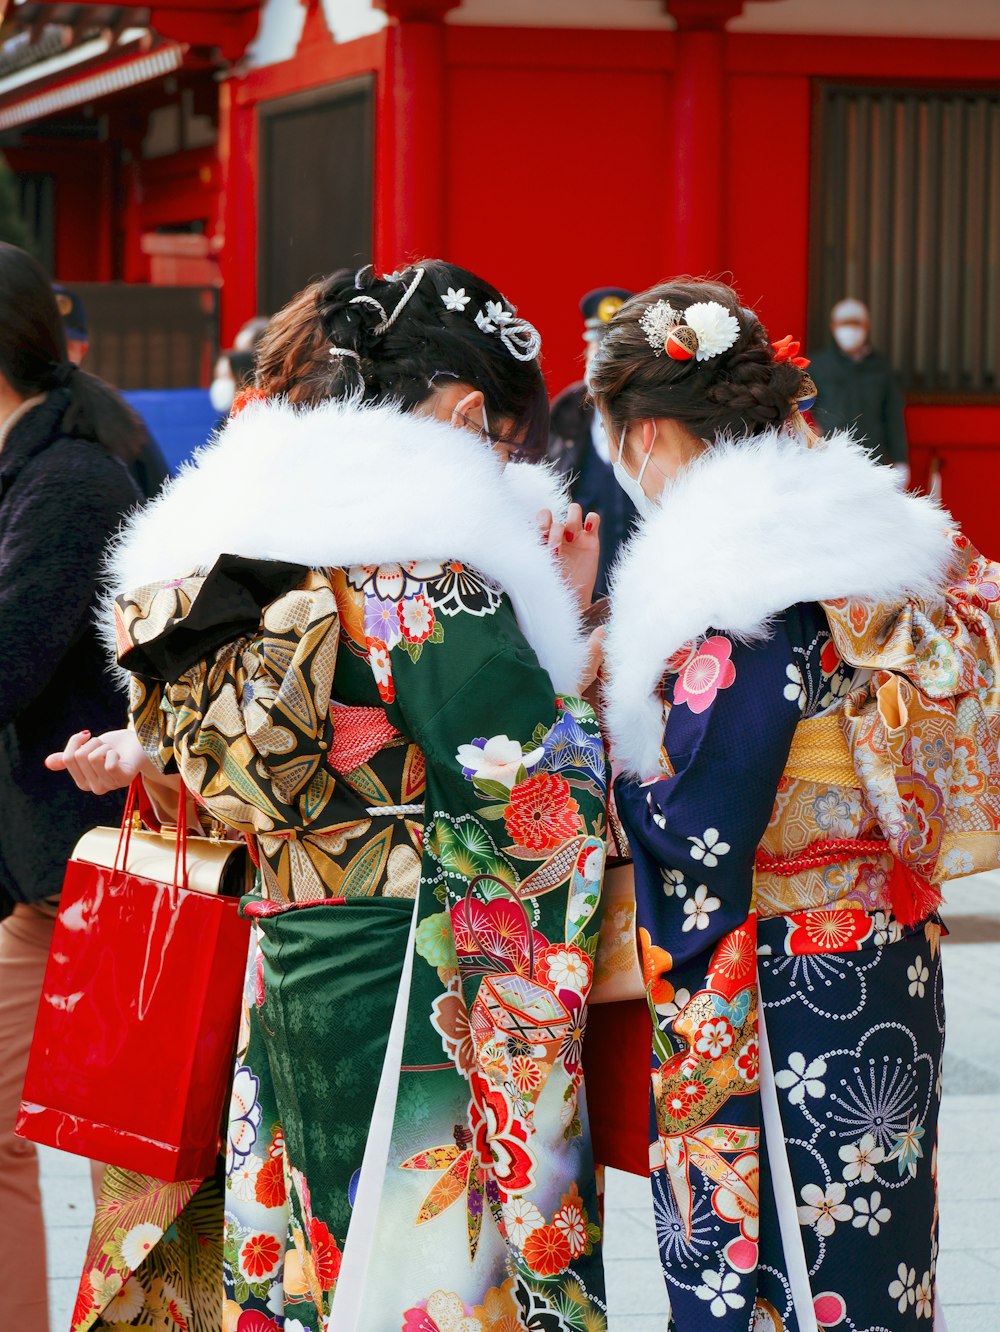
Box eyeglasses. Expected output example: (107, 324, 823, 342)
(453, 411, 529, 460)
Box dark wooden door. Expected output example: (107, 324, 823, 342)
(258, 78, 374, 316)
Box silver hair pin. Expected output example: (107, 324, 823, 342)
(374, 267, 426, 335)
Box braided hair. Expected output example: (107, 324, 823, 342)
(255, 260, 549, 455)
(587, 277, 810, 442)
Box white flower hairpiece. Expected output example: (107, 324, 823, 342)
(474, 299, 541, 363)
(441, 287, 470, 312)
(638, 297, 740, 362)
(684, 301, 740, 361)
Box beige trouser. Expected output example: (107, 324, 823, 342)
(0, 899, 103, 1332)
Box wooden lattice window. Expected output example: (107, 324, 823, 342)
(810, 85, 1000, 399)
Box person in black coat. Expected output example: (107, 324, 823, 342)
(0, 245, 140, 1331)
(808, 297, 909, 474)
(547, 287, 636, 597)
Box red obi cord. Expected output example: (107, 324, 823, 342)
(755, 838, 942, 928)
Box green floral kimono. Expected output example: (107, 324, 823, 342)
(73, 398, 609, 1332)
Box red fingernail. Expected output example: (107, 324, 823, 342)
(565, 531, 574, 543)
(81, 730, 91, 739)
(553, 545, 560, 556)
(585, 522, 594, 532)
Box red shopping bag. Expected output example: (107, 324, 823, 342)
(582, 997, 652, 1176)
(16, 781, 251, 1181)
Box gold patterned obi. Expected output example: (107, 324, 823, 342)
(753, 712, 897, 922)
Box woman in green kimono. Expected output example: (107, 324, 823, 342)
(49, 262, 609, 1332)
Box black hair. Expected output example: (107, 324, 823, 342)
(0, 242, 145, 462)
(256, 260, 549, 455)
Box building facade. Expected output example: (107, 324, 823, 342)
(0, 0, 998, 546)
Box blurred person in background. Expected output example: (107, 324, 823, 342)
(209, 345, 257, 418)
(233, 312, 269, 353)
(809, 296, 909, 479)
(548, 287, 635, 597)
(53, 282, 170, 499)
(0, 246, 141, 1332)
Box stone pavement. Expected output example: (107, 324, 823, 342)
(40, 871, 1000, 1331)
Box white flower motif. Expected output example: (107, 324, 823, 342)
(455, 734, 544, 788)
(654, 986, 691, 1021)
(229, 1153, 262, 1202)
(684, 301, 740, 362)
(648, 791, 667, 829)
(783, 663, 807, 710)
(839, 1133, 885, 1183)
(915, 1271, 933, 1319)
(501, 1197, 545, 1247)
(543, 947, 591, 994)
(694, 1017, 734, 1060)
(120, 1222, 164, 1269)
(694, 1267, 745, 1317)
(907, 956, 929, 998)
(638, 299, 681, 355)
(872, 910, 903, 947)
(683, 884, 722, 932)
(368, 641, 392, 690)
(688, 827, 730, 868)
(796, 1182, 852, 1237)
(774, 1051, 827, 1106)
(441, 286, 471, 311)
(941, 847, 974, 877)
(661, 867, 688, 897)
(888, 1263, 917, 1314)
(102, 1276, 145, 1322)
(475, 299, 512, 333)
(851, 1190, 892, 1236)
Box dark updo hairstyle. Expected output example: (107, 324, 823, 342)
(588, 277, 810, 443)
(0, 243, 145, 463)
(256, 259, 549, 455)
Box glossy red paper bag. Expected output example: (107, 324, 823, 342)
(16, 784, 250, 1181)
(582, 997, 652, 1176)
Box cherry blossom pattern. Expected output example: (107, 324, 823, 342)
(783, 663, 807, 710)
(688, 828, 730, 868)
(797, 1182, 852, 1237)
(228, 1065, 262, 1176)
(736, 1039, 759, 1083)
(683, 884, 722, 932)
(671, 636, 737, 714)
(661, 866, 688, 897)
(839, 1133, 885, 1184)
(400, 594, 436, 644)
(908, 956, 930, 998)
(851, 1191, 892, 1236)
(695, 1268, 746, 1317)
(694, 1017, 735, 1061)
(367, 638, 394, 703)
(774, 1052, 827, 1106)
(915, 1271, 934, 1318)
(888, 1263, 917, 1314)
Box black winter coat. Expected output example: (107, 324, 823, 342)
(0, 390, 139, 914)
(808, 345, 908, 467)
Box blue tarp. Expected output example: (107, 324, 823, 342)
(122, 388, 221, 476)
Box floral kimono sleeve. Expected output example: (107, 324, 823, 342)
(371, 575, 611, 1324)
(616, 624, 804, 974)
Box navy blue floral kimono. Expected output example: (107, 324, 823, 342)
(598, 428, 994, 1332)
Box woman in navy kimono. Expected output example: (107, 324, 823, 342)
(584, 279, 1000, 1330)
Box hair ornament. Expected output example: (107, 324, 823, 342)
(441, 286, 471, 312)
(328, 346, 362, 364)
(349, 293, 388, 323)
(374, 266, 426, 335)
(683, 301, 741, 361)
(664, 325, 699, 361)
(638, 300, 682, 356)
(771, 334, 811, 369)
(795, 373, 818, 413)
(474, 299, 541, 363)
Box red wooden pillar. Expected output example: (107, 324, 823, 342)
(667, 0, 744, 277)
(217, 75, 258, 345)
(376, 0, 458, 267)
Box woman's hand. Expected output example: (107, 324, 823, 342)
(45, 728, 147, 795)
(538, 503, 601, 612)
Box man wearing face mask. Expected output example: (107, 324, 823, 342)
(209, 347, 256, 418)
(808, 297, 908, 475)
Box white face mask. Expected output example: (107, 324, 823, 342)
(612, 423, 658, 518)
(210, 376, 235, 415)
(833, 324, 867, 354)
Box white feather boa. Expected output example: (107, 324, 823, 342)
(106, 397, 588, 694)
(603, 428, 957, 780)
